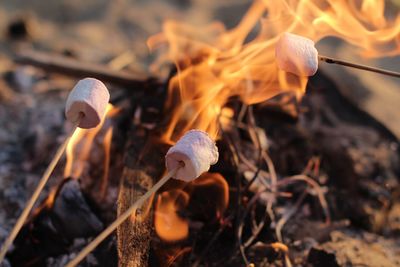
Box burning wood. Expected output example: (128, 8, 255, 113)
(117, 169, 154, 267)
(65, 129, 219, 267)
(6, 179, 104, 266)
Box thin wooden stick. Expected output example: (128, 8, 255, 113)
(0, 119, 81, 263)
(318, 55, 400, 78)
(65, 168, 178, 267)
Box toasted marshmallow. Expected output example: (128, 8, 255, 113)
(65, 78, 110, 129)
(166, 130, 219, 182)
(275, 32, 318, 76)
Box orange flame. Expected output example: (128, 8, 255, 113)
(149, 0, 399, 242)
(148, 0, 400, 143)
(100, 126, 113, 199)
(31, 104, 119, 213)
(155, 173, 229, 242)
(155, 189, 190, 242)
(64, 103, 120, 179)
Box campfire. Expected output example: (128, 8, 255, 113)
(0, 0, 400, 266)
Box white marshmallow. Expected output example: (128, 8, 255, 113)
(166, 130, 219, 182)
(275, 33, 318, 76)
(65, 78, 110, 129)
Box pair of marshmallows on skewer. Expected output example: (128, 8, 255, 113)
(67, 78, 218, 182)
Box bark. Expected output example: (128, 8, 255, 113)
(116, 81, 169, 266)
(117, 168, 154, 267)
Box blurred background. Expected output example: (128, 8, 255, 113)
(0, 0, 400, 266)
(0, 0, 398, 135)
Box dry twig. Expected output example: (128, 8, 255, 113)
(15, 50, 159, 87)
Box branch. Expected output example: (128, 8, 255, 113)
(15, 50, 160, 87)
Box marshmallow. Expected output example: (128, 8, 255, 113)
(65, 78, 110, 129)
(166, 130, 219, 182)
(275, 32, 318, 76)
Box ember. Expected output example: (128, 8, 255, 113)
(0, 0, 400, 266)
(155, 172, 229, 242)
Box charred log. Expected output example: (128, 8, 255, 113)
(7, 178, 103, 266)
(116, 80, 168, 267)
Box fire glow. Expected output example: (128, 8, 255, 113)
(148, 0, 399, 241)
(54, 0, 399, 247)
(64, 104, 120, 180)
(148, 0, 400, 142)
(155, 173, 229, 242)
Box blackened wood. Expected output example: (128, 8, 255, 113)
(116, 80, 169, 266)
(53, 179, 103, 238)
(117, 135, 169, 267)
(117, 169, 153, 267)
(7, 178, 103, 267)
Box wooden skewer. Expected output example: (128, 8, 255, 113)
(0, 118, 81, 263)
(65, 168, 178, 267)
(318, 55, 400, 78)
